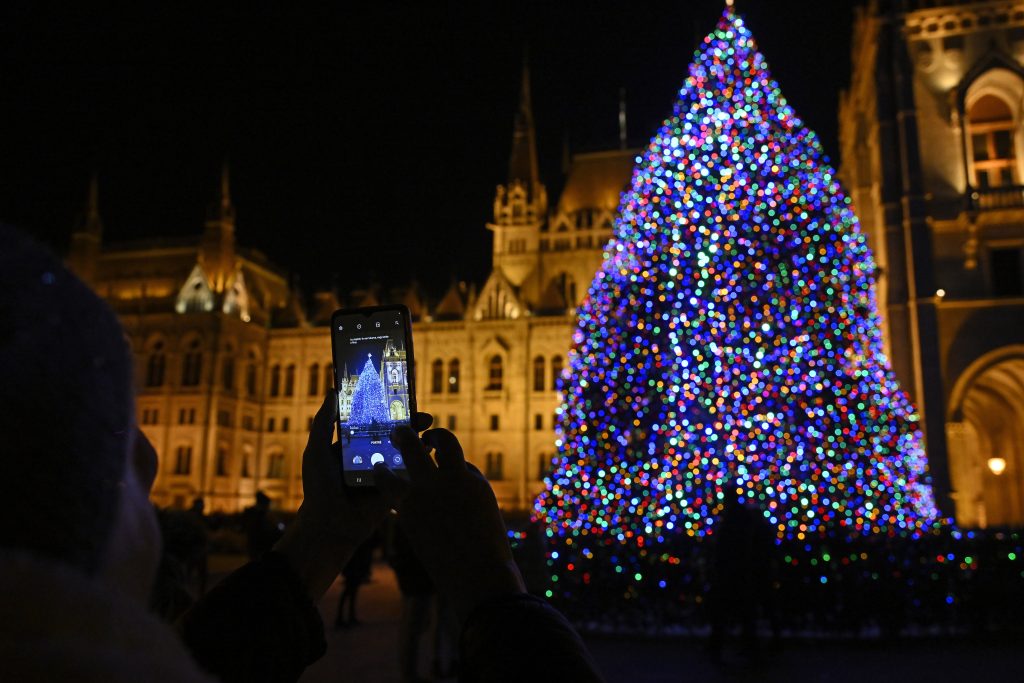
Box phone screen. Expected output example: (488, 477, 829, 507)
(331, 307, 414, 486)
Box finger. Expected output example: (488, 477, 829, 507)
(374, 464, 411, 509)
(307, 391, 337, 452)
(411, 411, 433, 432)
(390, 425, 434, 482)
(422, 428, 466, 471)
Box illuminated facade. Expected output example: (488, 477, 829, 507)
(68, 67, 632, 512)
(839, 0, 1024, 527)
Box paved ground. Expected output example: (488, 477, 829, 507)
(205, 558, 1021, 683)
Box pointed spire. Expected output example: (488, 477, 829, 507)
(213, 159, 235, 223)
(202, 160, 237, 294)
(507, 50, 540, 189)
(85, 172, 103, 237)
(67, 172, 104, 284)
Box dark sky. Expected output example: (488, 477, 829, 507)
(0, 0, 856, 299)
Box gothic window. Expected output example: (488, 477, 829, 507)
(221, 357, 234, 391)
(537, 453, 552, 481)
(447, 415, 456, 431)
(146, 341, 166, 387)
(241, 447, 253, 478)
(551, 355, 564, 391)
(246, 351, 258, 397)
(533, 355, 545, 392)
(282, 417, 290, 432)
(267, 417, 276, 433)
(490, 415, 499, 431)
(535, 413, 543, 431)
(181, 340, 203, 387)
(448, 359, 460, 394)
(969, 94, 1017, 189)
(284, 364, 296, 397)
(431, 359, 444, 394)
(487, 355, 503, 390)
(174, 445, 192, 475)
(266, 452, 286, 479)
(308, 363, 320, 396)
(215, 447, 229, 477)
(485, 452, 504, 481)
(269, 364, 281, 397)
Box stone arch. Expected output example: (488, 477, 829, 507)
(945, 345, 1024, 528)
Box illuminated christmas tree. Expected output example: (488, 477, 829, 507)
(535, 7, 938, 547)
(349, 354, 390, 427)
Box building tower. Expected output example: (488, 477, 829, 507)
(489, 58, 549, 296)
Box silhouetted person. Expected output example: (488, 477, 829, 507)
(335, 535, 376, 627)
(241, 490, 277, 559)
(388, 523, 435, 682)
(707, 495, 775, 663)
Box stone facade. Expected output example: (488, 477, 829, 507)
(839, 0, 1024, 527)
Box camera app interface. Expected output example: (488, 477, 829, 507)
(332, 311, 410, 478)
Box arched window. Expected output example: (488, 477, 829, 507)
(221, 357, 234, 391)
(487, 355, 503, 390)
(448, 359, 460, 394)
(537, 452, 553, 481)
(266, 452, 286, 479)
(308, 363, 320, 396)
(241, 446, 253, 478)
(146, 341, 166, 387)
(550, 355, 564, 391)
(969, 94, 1016, 189)
(215, 446, 230, 477)
(485, 452, 504, 481)
(245, 351, 258, 397)
(533, 355, 545, 392)
(269, 364, 281, 397)
(431, 359, 444, 394)
(284, 364, 296, 397)
(174, 445, 193, 475)
(181, 339, 203, 387)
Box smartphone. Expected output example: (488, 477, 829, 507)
(330, 305, 417, 486)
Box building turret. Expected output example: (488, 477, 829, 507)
(489, 58, 548, 288)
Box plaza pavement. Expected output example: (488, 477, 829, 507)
(205, 558, 1021, 683)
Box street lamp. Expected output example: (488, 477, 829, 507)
(988, 457, 1007, 476)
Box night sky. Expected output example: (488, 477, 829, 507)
(0, 0, 856, 300)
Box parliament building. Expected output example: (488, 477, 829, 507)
(66, 0, 1023, 527)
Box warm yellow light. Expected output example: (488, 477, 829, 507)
(936, 288, 946, 299)
(988, 457, 1007, 476)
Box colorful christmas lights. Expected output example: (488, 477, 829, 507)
(534, 8, 939, 547)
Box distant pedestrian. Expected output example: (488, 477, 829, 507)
(241, 491, 277, 560)
(706, 495, 776, 663)
(336, 535, 376, 628)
